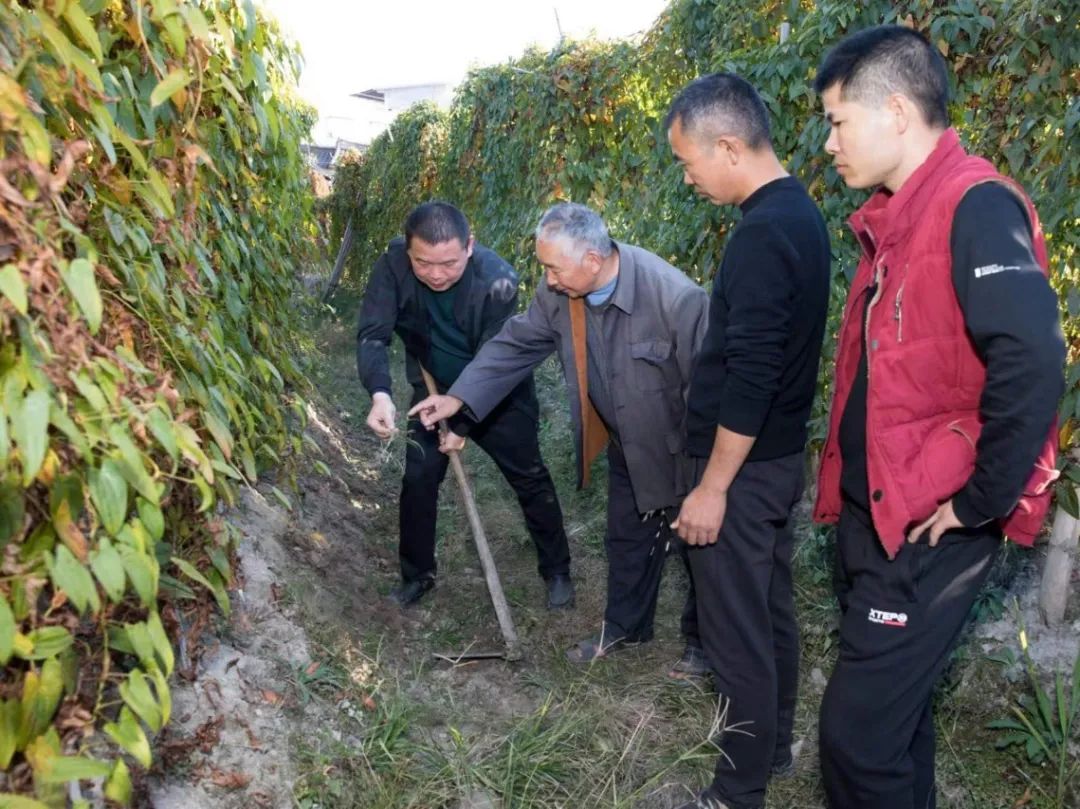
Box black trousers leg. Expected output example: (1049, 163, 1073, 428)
(911, 700, 937, 809)
(688, 452, 805, 809)
(398, 417, 450, 583)
(678, 539, 701, 648)
(818, 501, 999, 809)
(602, 443, 670, 642)
(469, 398, 571, 579)
(770, 499, 801, 767)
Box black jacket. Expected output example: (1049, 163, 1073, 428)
(356, 237, 537, 431)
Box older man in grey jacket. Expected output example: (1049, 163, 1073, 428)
(410, 203, 709, 669)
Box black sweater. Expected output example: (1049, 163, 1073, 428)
(686, 176, 831, 460)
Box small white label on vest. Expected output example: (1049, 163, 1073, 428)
(868, 608, 908, 627)
(973, 264, 1021, 279)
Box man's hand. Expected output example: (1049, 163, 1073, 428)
(439, 431, 466, 454)
(366, 392, 397, 439)
(907, 499, 964, 547)
(407, 394, 464, 430)
(672, 485, 727, 546)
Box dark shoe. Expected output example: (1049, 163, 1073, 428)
(391, 578, 434, 606)
(667, 644, 709, 683)
(676, 791, 730, 809)
(564, 624, 636, 663)
(771, 740, 801, 778)
(771, 752, 795, 778)
(545, 573, 575, 610)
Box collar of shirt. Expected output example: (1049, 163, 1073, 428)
(585, 274, 618, 306)
(739, 175, 800, 215)
(602, 241, 636, 315)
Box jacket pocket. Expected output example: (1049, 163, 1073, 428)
(630, 339, 677, 391)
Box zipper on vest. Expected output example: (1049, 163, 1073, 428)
(864, 260, 886, 502)
(866, 260, 886, 345)
(894, 278, 905, 343)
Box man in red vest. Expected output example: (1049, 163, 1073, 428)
(813, 25, 1065, 809)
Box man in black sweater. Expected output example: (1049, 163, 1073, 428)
(666, 74, 831, 809)
(357, 202, 573, 609)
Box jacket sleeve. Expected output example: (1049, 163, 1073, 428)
(949, 184, 1066, 525)
(448, 293, 557, 423)
(479, 274, 519, 344)
(673, 283, 710, 397)
(447, 273, 521, 436)
(356, 252, 397, 397)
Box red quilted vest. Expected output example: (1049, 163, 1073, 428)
(814, 128, 1059, 559)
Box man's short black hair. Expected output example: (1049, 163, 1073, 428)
(665, 72, 772, 150)
(404, 201, 470, 248)
(814, 25, 949, 129)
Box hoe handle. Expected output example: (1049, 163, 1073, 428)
(419, 367, 521, 660)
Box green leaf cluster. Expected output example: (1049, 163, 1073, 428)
(0, 0, 314, 801)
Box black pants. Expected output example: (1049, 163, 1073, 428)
(603, 442, 698, 646)
(687, 452, 805, 809)
(819, 500, 1000, 809)
(398, 392, 570, 584)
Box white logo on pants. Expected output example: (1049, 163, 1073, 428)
(868, 608, 908, 627)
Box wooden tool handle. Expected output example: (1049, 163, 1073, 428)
(419, 367, 521, 659)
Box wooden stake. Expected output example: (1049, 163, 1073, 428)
(1039, 492, 1079, 626)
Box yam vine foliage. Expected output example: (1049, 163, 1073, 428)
(332, 0, 1079, 500)
(0, 0, 313, 803)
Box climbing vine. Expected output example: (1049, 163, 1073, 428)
(1, 0, 314, 802)
(331, 0, 1078, 506)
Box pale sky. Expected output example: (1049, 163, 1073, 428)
(259, 0, 670, 143)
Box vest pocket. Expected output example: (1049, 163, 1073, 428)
(919, 415, 982, 503)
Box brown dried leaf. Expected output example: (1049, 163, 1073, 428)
(194, 715, 224, 753)
(209, 769, 252, 789)
(97, 262, 122, 288)
(49, 140, 91, 194)
(236, 717, 262, 750)
(0, 174, 32, 207)
(1013, 788, 1033, 808)
(54, 498, 89, 561)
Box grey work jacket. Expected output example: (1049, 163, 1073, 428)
(449, 241, 709, 513)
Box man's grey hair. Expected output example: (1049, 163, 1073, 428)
(535, 203, 614, 262)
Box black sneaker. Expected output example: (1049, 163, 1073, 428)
(771, 741, 800, 778)
(545, 573, 575, 610)
(391, 578, 434, 606)
(668, 644, 709, 683)
(771, 752, 795, 778)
